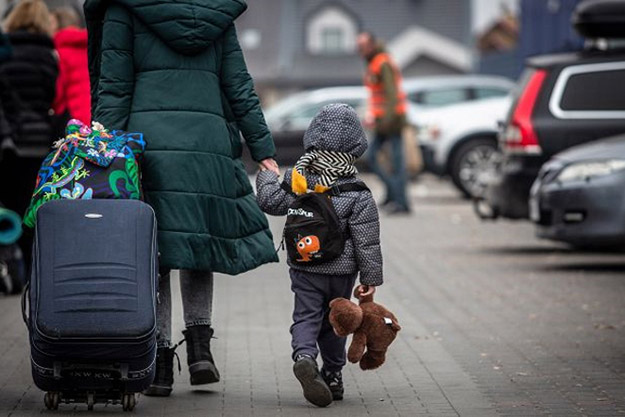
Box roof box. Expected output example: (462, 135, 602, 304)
(573, 0, 625, 39)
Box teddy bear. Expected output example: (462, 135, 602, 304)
(329, 289, 401, 370)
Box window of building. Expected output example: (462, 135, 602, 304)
(307, 5, 357, 55)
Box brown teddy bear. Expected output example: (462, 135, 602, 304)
(329, 290, 401, 370)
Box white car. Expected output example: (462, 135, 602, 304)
(415, 95, 513, 198)
(403, 75, 513, 110)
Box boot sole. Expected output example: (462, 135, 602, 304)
(143, 384, 172, 397)
(189, 361, 220, 385)
(293, 361, 333, 408)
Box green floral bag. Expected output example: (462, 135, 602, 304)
(24, 119, 146, 228)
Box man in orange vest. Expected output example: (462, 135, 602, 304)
(358, 32, 410, 214)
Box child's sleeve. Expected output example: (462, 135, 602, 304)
(349, 191, 383, 286)
(256, 170, 295, 216)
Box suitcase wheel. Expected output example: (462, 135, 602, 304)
(87, 392, 95, 411)
(122, 393, 136, 412)
(44, 392, 60, 410)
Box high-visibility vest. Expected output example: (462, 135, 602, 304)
(364, 52, 407, 119)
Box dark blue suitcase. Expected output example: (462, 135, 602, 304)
(24, 199, 158, 411)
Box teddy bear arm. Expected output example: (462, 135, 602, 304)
(347, 331, 367, 363)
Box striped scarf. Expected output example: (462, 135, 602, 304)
(292, 149, 357, 193)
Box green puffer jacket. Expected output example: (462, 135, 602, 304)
(84, 0, 278, 274)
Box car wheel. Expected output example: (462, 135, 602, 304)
(449, 137, 501, 199)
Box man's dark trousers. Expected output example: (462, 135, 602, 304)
(290, 269, 358, 372)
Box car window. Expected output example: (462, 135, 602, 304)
(282, 98, 365, 130)
(474, 87, 509, 100)
(414, 88, 469, 107)
(560, 69, 625, 111)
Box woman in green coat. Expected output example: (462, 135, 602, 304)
(84, 0, 279, 396)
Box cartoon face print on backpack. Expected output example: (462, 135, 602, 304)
(296, 235, 320, 262)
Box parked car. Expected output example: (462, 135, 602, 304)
(415, 95, 512, 198)
(404, 75, 513, 109)
(259, 87, 368, 168)
(529, 134, 625, 247)
(256, 75, 514, 170)
(477, 0, 625, 220)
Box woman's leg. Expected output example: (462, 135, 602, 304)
(179, 269, 213, 327)
(179, 270, 219, 384)
(156, 269, 173, 347)
(144, 268, 175, 396)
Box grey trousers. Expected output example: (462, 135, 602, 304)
(290, 268, 358, 373)
(157, 269, 214, 347)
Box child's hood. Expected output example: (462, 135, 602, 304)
(303, 104, 368, 158)
(84, 0, 246, 55)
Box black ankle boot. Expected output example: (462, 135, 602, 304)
(143, 346, 178, 396)
(182, 325, 220, 385)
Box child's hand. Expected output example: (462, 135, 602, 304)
(259, 158, 280, 175)
(355, 284, 376, 299)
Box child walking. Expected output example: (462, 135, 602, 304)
(256, 104, 383, 407)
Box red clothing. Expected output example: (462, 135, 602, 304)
(53, 27, 91, 124)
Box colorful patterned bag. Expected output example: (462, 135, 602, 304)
(23, 119, 146, 228)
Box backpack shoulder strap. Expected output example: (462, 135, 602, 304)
(282, 180, 369, 196)
(280, 180, 294, 194)
(327, 181, 369, 196)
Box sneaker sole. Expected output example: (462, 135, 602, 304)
(189, 361, 220, 385)
(143, 384, 172, 397)
(293, 361, 333, 408)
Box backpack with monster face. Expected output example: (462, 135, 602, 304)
(281, 181, 368, 265)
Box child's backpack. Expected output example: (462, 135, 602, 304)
(280, 181, 369, 265)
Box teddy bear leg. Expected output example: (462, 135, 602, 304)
(359, 350, 386, 370)
(347, 332, 367, 363)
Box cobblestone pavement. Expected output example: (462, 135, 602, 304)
(1, 174, 624, 416)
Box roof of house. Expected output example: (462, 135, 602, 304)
(237, 0, 472, 87)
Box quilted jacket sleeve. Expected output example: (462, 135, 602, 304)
(221, 25, 276, 162)
(256, 170, 295, 216)
(349, 190, 383, 286)
(92, 4, 134, 130)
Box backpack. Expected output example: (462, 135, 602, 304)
(280, 180, 369, 265)
(23, 120, 146, 228)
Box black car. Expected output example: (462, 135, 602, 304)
(477, 0, 625, 220)
(529, 135, 625, 247)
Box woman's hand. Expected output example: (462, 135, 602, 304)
(259, 158, 280, 175)
(355, 284, 376, 299)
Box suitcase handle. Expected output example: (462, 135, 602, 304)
(21, 281, 29, 331)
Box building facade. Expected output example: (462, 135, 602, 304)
(236, 0, 472, 101)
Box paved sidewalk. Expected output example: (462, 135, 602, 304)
(1, 175, 624, 416)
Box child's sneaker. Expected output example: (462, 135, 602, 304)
(322, 369, 344, 401)
(293, 354, 333, 407)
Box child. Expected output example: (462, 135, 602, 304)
(256, 104, 383, 407)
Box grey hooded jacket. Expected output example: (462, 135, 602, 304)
(256, 104, 383, 286)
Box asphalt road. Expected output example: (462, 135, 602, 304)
(1, 174, 624, 416)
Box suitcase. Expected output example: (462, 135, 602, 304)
(23, 199, 158, 411)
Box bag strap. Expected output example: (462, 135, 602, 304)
(329, 182, 370, 195)
(280, 180, 369, 196)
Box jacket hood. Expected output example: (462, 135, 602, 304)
(54, 27, 87, 48)
(303, 104, 368, 158)
(84, 0, 247, 55)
